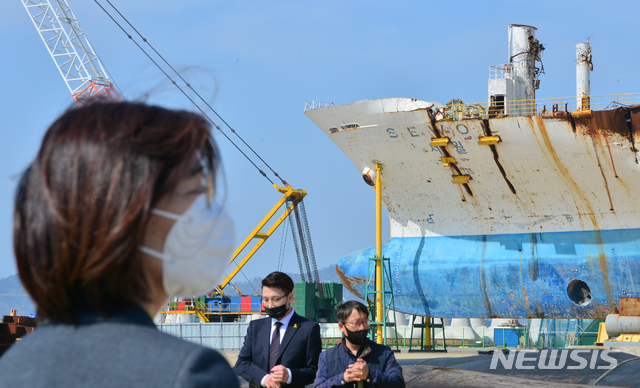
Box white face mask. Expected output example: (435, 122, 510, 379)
(139, 194, 235, 298)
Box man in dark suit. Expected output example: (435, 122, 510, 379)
(235, 272, 322, 388)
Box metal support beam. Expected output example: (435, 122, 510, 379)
(375, 163, 383, 344)
(214, 184, 307, 295)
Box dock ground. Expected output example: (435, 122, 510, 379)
(222, 347, 640, 387)
(219, 346, 478, 366)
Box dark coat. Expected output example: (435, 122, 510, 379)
(0, 305, 238, 388)
(314, 339, 405, 388)
(234, 312, 322, 387)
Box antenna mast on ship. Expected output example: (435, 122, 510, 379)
(575, 37, 593, 111)
(21, 0, 121, 105)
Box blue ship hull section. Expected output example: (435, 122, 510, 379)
(337, 228, 640, 318)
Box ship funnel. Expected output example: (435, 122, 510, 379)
(575, 37, 593, 111)
(508, 24, 544, 115)
(488, 24, 544, 117)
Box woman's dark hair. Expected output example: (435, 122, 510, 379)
(13, 101, 219, 323)
(261, 272, 294, 295)
(336, 300, 368, 323)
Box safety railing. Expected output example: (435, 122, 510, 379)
(304, 100, 335, 112)
(158, 321, 250, 349)
(438, 93, 640, 121)
(163, 302, 264, 315)
(157, 320, 603, 351)
(489, 65, 509, 79)
(305, 93, 640, 117)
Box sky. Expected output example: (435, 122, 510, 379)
(1, 0, 640, 289)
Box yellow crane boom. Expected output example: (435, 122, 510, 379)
(214, 184, 306, 295)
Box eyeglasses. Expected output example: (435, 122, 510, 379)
(261, 293, 289, 304)
(343, 319, 370, 329)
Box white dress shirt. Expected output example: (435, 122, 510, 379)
(270, 307, 294, 344)
(261, 308, 295, 386)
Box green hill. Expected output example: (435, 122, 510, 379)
(229, 264, 361, 301)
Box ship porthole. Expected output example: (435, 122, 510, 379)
(362, 167, 376, 187)
(567, 279, 591, 306)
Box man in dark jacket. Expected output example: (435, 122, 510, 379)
(314, 300, 405, 387)
(234, 272, 321, 387)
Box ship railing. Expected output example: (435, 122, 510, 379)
(304, 99, 335, 112)
(163, 301, 264, 315)
(155, 321, 601, 350)
(489, 65, 510, 79)
(438, 92, 640, 120)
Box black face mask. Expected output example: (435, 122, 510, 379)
(264, 300, 289, 319)
(344, 326, 368, 346)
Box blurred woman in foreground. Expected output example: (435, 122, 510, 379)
(0, 101, 239, 387)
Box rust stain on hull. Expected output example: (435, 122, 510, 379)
(628, 105, 640, 162)
(532, 116, 617, 309)
(518, 250, 531, 317)
(619, 297, 640, 315)
(585, 128, 615, 211)
(571, 108, 639, 311)
(604, 136, 619, 178)
(335, 264, 366, 299)
(533, 115, 598, 226)
(579, 107, 635, 137)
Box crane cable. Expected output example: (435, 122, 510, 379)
(298, 200, 322, 297)
(277, 219, 289, 272)
(286, 199, 307, 283)
(92, 0, 283, 293)
(227, 270, 258, 296)
(93, 0, 286, 187)
(93, 1, 319, 294)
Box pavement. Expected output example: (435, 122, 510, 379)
(221, 347, 478, 387)
(219, 346, 478, 367)
(223, 347, 491, 387)
(222, 347, 640, 387)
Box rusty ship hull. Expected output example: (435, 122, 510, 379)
(305, 98, 640, 319)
